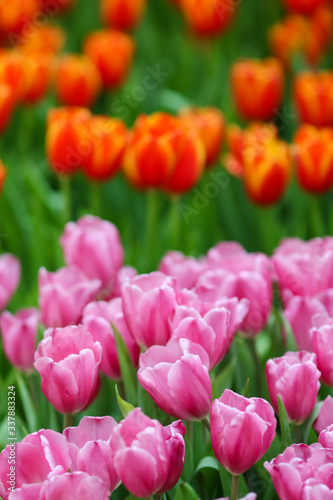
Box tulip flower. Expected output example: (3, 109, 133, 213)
(293, 125, 333, 193)
(138, 337, 212, 420)
(46, 107, 92, 176)
(265, 351, 321, 424)
(34, 324, 102, 414)
(318, 424, 333, 448)
(311, 321, 333, 386)
(179, 0, 235, 37)
(38, 0, 77, 12)
(110, 265, 138, 298)
(64, 415, 120, 492)
(0, 159, 6, 194)
(111, 408, 185, 497)
(38, 266, 101, 328)
(264, 444, 333, 500)
(60, 215, 124, 295)
(81, 116, 127, 181)
(0, 308, 39, 372)
(282, 0, 325, 14)
(0, 253, 21, 311)
(294, 71, 333, 127)
(84, 30, 135, 89)
(122, 271, 179, 347)
(55, 54, 102, 108)
(210, 389, 276, 476)
(101, 0, 147, 30)
(159, 250, 206, 289)
(22, 53, 53, 105)
(230, 58, 284, 121)
(17, 25, 66, 56)
(0, 0, 40, 38)
(0, 84, 15, 133)
(0, 51, 31, 102)
(82, 298, 140, 379)
(178, 107, 225, 167)
(314, 395, 333, 433)
(0, 429, 71, 500)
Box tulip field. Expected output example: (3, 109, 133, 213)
(2, 0, 333, 499)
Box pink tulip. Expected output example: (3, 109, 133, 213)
(210, 389, 276, 476)
(172, 305, 233, 369)
(38, 266, 101, 328)
(264, 443, 333, 500)
(34, 325, 102, 414)
(138, 337, 212, 420)
(0, 253, 21, 311)
(314, 396, 333, 433)
(82, 298, 140, 379)
(110, 265, 137, 299)
(159, 251, 206, 289)
(0, 429, 71, 500)
(318, 424, 333, 448)
(64, 416, 120, 492)
(121, 271, 179, 347)
(301, 481, 333, 500)
(60, 215, 124, 296)
(265, 351, 320, 424)
(0, 308, 39, 371)
(111, 408, 185, 497)
(311, 322, 333, 386)
(10, 472, 111, 500)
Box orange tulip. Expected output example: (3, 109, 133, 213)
(38, 0, 76, 13)
(0, 83, 15, 133)
(123, 112, 205, 192)
(178, 107, 225, 167)
(293, 124, 333, 193)
(0, 0, 40, 39)
(17, 25, 66, 56)
(231, 58, 284, 121)
(101, 0, 147, 30)
(22, 53, 53, 104)
(0, 159, 6, 194)
(46, 107, 92, 176)
(81, 116, 127, 182)
(224, 122, 278, 178)
(0, 51, 30, 102)
(294, 71, 333, 127)
(180, 0, 236, 37)
(243, 137, 292, 205)
(84, 30, 135, 89)
(55, 55, 102, 108)
(282, 0, 325, 14)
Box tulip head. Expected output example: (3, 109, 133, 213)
(294, 71, 333, 127)
(101, 0, 147, 30)
(180, 0, 236, 37)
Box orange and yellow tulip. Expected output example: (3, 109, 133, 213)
(0, 0, 40, 38)
(178, 107, 225, 167)
(230, 58, 284, 121)
(0, 159, 6, 194)
(17, 25, 66, 56)
(84, 30, 135, 89)
(179, 0, 236, 37)
(55, 55, 102, 108)
(282, 0, 325, 14)
(82, 116, 127, 182)
(293, 125, 333, 193)
(101, 0, 147, 30)
(22, 54, 53, 104)
(46, 107, 91, 176)
(294, 71, 333, 127)
(0, 51, 30, 102)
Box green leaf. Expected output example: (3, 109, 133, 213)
(241, 378, 250, 398)
(115, 385, 135, 418)
(303, 401, 323, 444)
(112, 324, 138, 406)
(212, 358, 236, 399)
(278, 395, 292, 449)
(16, 372, 37, 434)
(173, 482, 200, 500)
(195, 456, 220, 474)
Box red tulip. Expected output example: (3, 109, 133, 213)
(282, 0, 325, 14)
(101, 0, 147, 30)
(294, 71, 333, 127)
(180, 0, 236, 37)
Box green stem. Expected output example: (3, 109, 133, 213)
(63, 413, 74, 431)
(231, 474, 239, 500)
(145, 189, 159, 270)
(309, 195, 325, 237)
(247, 337, 263, 398)
(90, 182, 101, 216)
(169, 195, 181, 250)
(294, 424, 303, 444)
(60, 175, 72, 224)
(203, 417, 211, 432)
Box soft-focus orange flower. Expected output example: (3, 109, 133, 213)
(269, 8, 333, 67)
(46, 107, 92, 176)
(123, 112, 205, 192)
(22, 54, 53, 104)
(0, 0, 40, 39)
(294, 71, 333, 127)
(230, 58, 284, 121)
(178, 107, 225, 167)
(0, 159, 6, 194)
(180, 0, 236, 37)
(17, 25, 66, 56)
(0, 83, 15, 133)
(81, 116, 127, 182)
(38, 0, 76, 13)
(84, 30, 135, 89)
(55, 55, 102, 108)
(0, 51, 30, 102)
(243, 137, 292, 205)
(224, 122, 278, 178)
(293, 124, 333, 193)
(101, 0, 147, 30)
(282, 0, 325, 14)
